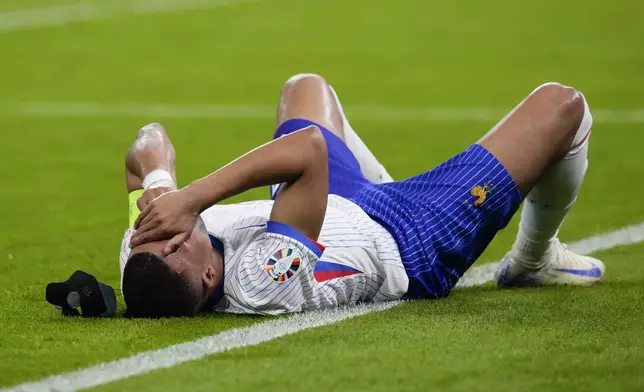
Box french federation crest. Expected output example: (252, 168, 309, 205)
(265, 248, 301, 283)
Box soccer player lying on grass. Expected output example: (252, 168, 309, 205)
(122, 73, 604, 318)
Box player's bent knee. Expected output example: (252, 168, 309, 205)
(532, 82, 578, 103)
(530, 82, 587, 158)
(559, 91, 585, 121)
(281, 73, 329, 97)
(277, 73, 343, 135)
(532, 82, 584, 125)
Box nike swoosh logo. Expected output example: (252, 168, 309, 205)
(554, 263, 603, 278)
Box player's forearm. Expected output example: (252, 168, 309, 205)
(185, 126, 327, 211)
(125, 123, 176, 191)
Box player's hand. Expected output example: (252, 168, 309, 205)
(130, 189, 200, 254)
(136, 187, 174, 211)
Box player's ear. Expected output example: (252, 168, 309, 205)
(201, 265, 218, 289)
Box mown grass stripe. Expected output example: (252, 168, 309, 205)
(2, 102, 643, 123)
(0, 0, 257, 33)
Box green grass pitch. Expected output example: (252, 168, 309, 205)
(1, 0, 643, 390)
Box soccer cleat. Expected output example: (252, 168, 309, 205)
(495, 238, 605, 288)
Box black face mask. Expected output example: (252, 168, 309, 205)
(46, 270, 116, 318)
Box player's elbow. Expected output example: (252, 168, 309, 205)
(301, 125, 328, 166)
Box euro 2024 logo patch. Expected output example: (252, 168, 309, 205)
(266, 248, 301, 283)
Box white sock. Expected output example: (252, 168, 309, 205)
(329, 86, 394, 183)
(513, 96, 592, 266)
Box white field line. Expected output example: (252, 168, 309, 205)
(5, 221, 644, 392)
(0, 0, 256, 33)
(5, 302, 400, 392)
(3, 102, 644, 123)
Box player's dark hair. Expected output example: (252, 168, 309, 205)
(122, 252, 201, 318)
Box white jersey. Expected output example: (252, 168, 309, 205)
(120, 195, 408, 315)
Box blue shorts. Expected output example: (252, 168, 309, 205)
(272, 119, 371, 199)
(273, 119, 522, 299)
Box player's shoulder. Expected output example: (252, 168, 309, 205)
(201, 200, 279, 254)
(200, 200, 273, 232)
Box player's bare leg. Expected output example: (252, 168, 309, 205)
(478, 82, 604, 287)
(278, 73, 345, 138)
(278, 73, 394, 183)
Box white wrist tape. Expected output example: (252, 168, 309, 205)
(142, 169, 175, 190)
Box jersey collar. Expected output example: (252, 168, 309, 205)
(208, 234, 225, 304)
(208, 234, 224, 255)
